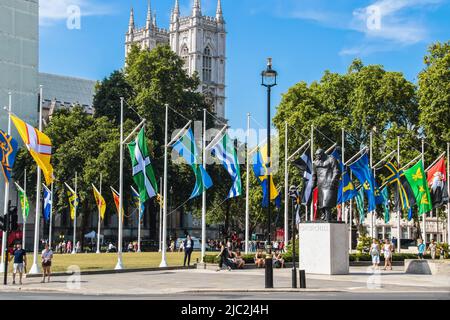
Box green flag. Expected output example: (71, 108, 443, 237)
(403, 160, 432, 216)
(128, 128, 158, 204)
(15, 183, 30, 220)
(356, 187, 365, 223)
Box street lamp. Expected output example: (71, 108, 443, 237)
(261, 58, 277, 289)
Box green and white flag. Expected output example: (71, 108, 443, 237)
(15, 182, 30, 220)
(128, 128, 158, 204)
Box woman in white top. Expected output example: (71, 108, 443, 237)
(41, 243, 53, 283)
(370, 239, 380, 269)
(383, 239, 393, 270)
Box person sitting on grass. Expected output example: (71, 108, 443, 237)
(233, 249, 245, 269)
(273, 250, 285, 268)
(254, 249, 265, 268)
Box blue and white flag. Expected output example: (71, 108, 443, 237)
(43, 184, 52, 222)
(293, 149, 314, 205)
(210, 133, 242, 198)
(172, 128, 213, 199)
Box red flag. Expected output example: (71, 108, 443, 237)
(313, 188, 318, 221)
(427, 157, 448, 209)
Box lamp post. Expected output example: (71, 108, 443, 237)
(261, 57, 277, 289)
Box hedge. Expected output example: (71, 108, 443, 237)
(204, 252, 445, 264)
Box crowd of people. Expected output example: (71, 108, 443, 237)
(54, 240, 81, 254)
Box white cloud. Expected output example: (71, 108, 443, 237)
(39, 0, 115, 26)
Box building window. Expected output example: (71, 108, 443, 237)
(181, 46, 189, 72)
(203, 47, 212, 82)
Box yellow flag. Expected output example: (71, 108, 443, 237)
(67, 190, 79, 221)
(10, 114, 54, 185)
(92, 184, 106, 220)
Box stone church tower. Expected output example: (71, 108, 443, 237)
(125, 0, 226, 121)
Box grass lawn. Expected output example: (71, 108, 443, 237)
(6, 252, 207, 273)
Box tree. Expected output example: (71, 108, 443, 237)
(418, 41, 450, 158)
(92, 70, 135, 124)
(273, 59, 419, 231)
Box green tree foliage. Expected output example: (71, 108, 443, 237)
(418, 41, 450, 157)
(92, 70, 134, 124)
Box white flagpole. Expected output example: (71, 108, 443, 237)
(29, 86, 43, 274)
(159, 177, 163, 253)
(48, 182, 53, 249)
(341, 128, 345, 224)
(137, 191, 142, 253)
(96, 173, 102, 254)
(310, 124, 314, 221)
(397, 136, 401, 253)
(284, 121, 289, 247)
(159, 104, 169, 268)
(370, 130, 375, 239)
(0, 92, 12, 273)
(447, 142, 449, 244)
(72, 171, 77, 254)
(23, 169, 27, 251)
(201, 108, 207, 263)
(421, 138, 426, 242)
(115, 97, 124, 269)
(349, 172, 353, 252)
(245, 113, 250, 254)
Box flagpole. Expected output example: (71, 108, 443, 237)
(115, 97, 124, 269)
(0, 92, 12, 273)
(159, 177, 163, 253)
(370, 130, 374, 239)
(23, 169, 27, 251)
(96, 173, 102, 254)
(72, 171, 77, 254)
(159, 104, 169, 268)
(342, 128, 345, 224)
(49, 182, 53, 249)
(447, 142, 449, 244)
(284, 121, 289, 247)
(29, 86, 43, 274)
(137, 195, 142, 253)
(349, 172, 353, 252)
(397, 136, 401, 253)
(245, 113, 250, 254)
(310, 124, 314, 221)
(201, 108, 207, 263)
(421, 138, 426, 242)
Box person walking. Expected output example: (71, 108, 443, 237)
(428, 239, 437, 260)
(12, 243, 27, 285)
(382, 239, 393, 270)
(417, 239, 426, 259)
(183, 235, 194, 267)
(41, 243, 53, 283)
(370, 239, 380, 269)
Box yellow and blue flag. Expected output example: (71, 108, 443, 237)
(331, 148, 357, 204)
(252, 144, 281, 208)
(349, 153, 379, 212)
(65, 183, 79, 221)
(0, 129, 18, 182)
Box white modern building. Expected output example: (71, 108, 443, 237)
(0, 0, 39, 220)
(125, 0, 226, 121)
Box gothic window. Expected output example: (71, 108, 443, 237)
(181, 46, 189, 72)
(203, 47, 212, 82)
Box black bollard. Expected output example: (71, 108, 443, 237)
(292, 268, 297, 288)
(299, 270, 306, 288)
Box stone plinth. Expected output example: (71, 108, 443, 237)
(299, 222, 349, 275)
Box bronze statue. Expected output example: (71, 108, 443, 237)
(312, 148, 341, 222)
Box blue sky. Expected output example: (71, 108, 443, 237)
(39, 0, 450, 131)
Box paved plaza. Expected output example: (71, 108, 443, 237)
(0, 266, 448, 299)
